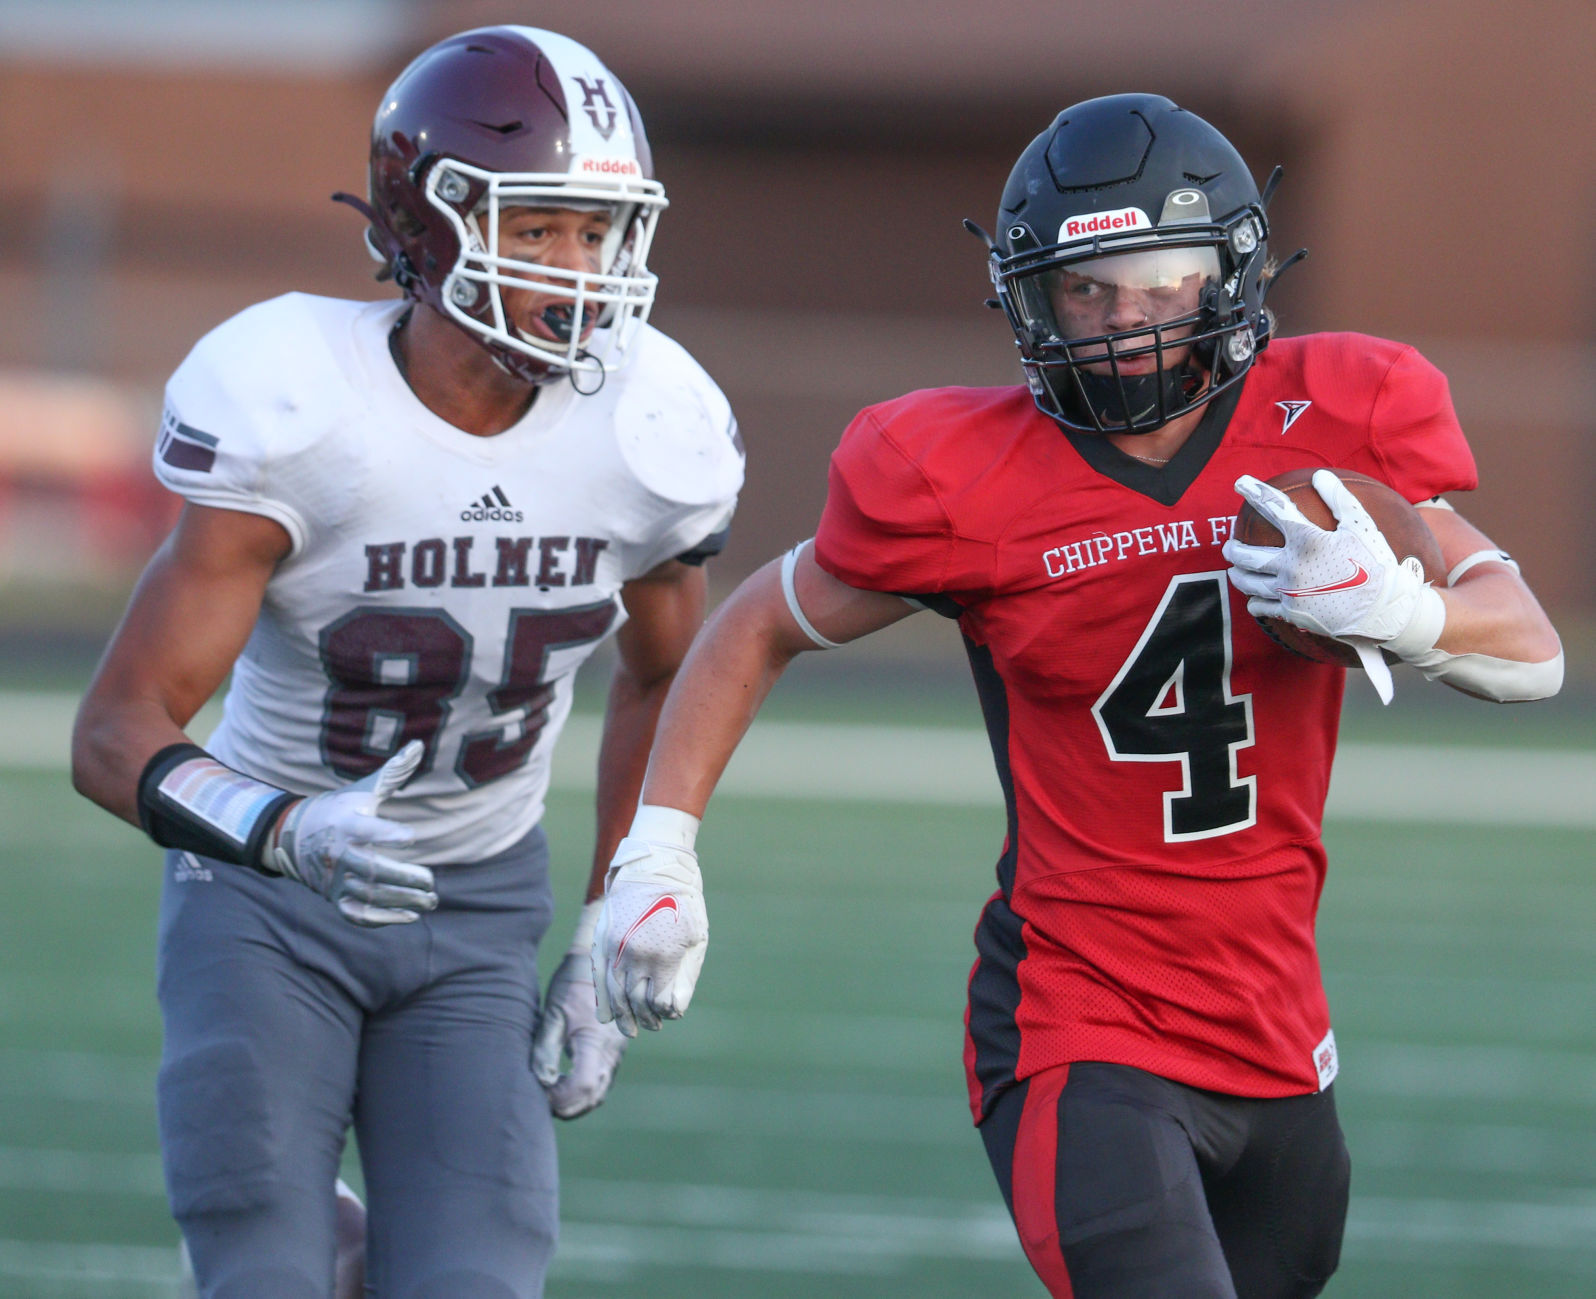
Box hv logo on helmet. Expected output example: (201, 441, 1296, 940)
(573, 76, 617, 140)
(1058, 206, 1151, 244)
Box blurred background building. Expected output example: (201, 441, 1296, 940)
(1, 0, 1592, 679)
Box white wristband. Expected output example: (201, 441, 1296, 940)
(568, 898, 604, 956)
(629, 803, 701, 852)
(1380, 583, 1447, 661)
(781, 541, 844, 650)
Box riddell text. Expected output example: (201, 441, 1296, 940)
(1042, 514, 1236, 579)
(364, 535, 609, 591)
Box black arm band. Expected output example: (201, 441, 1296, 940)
(136, 742, 296, 871)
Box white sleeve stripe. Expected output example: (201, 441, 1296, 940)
(1447, 548, 1520, 586)
(1416, 496, 1455, 511)
(781, 541, 844, 650)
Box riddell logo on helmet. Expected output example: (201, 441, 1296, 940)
(576, 156, 641, 177)
(1058, 207, 1151, 243)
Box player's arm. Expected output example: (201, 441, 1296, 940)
(641, 543, 916, 815)
(532, 554, 711, 1117)
(1226, 471, 1562, 703)
(590, 542, 916, 1035)
(586, 557, 710, 901)
(71, 503, 436, 926)
(73, 502, 290, 822)
(1415, 502, 1561, 663)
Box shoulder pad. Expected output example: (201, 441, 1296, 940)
(607, 326, 744, 508)
(157, 295, 379, 552)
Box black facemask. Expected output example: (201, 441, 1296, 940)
(1066, 365, 1196, 433)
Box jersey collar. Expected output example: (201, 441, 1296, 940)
(1060, 373, 1247, 506)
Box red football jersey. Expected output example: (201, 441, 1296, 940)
(811, 333, 1478, 1122)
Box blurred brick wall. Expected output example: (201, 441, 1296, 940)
(0, 0, 1589, 626)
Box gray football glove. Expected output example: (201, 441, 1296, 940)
(531, 901, 629, 1119)
(261, 741, 437, 927)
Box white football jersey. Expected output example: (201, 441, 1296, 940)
(154, 293, 742, 863)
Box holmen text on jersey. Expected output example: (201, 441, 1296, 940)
(364, 536, 610, 592)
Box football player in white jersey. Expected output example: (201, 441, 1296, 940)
(71, 26, 742, 1298)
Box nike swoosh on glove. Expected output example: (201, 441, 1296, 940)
(262, 740, 437, 926)
(592, 837, 707, 1038)
(1224, 470, 1435, 703)
(531, 902, 628, 1119)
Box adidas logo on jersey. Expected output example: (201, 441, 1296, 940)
(461, 486, 524, 524)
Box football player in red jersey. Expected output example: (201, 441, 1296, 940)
(587, 95, 1562, 1298)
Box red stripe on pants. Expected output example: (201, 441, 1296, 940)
(1012, 1063, 1074, 1297)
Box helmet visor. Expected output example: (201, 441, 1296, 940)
(1014, 245, 1220, 359)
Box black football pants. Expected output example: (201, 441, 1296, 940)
(980, 1061, 1350, 1299)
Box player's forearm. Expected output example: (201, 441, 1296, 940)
(588, 663, 676, 901)
(639, 566, 805, 819)
(71, 692, 195, 825)
(1432, 564, 1561, 663)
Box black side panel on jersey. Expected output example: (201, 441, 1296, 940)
(965, 634, 1019, 893)
(963, 633, 1028, 1120)
(1062, 371, 1246, 505)
(896, 591, 965, 620)
(674, 526, 729, 566)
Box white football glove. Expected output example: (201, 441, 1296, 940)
(592, 807, 707, 1038)
(1224, 470, 1442, 704)
(261, 741, 437, 927)
(531, 901, 628, 1119)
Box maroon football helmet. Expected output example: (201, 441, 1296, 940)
(359, 26, 667, 385)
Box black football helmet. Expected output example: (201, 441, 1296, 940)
(983, 94, 1282, 435)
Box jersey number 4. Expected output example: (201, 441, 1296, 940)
(1092, 573, 1256, 842)
(317, 603, 617, 786)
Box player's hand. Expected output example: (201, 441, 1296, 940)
(1224, 470, 1425, 641)
(592, 833, 707, 1037)
(531, 903, 629, 1119)
(261, 740, 437, 927)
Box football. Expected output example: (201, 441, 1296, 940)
(1231, 468, 1446, 666)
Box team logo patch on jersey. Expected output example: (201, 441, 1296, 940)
(1313, 1028, 1339, 1089)
(158, 407, 219, 473)
(1275, 400, 1312, 434)
(461, 486, 524, 523)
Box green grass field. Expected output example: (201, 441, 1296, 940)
(2, 677, 1594, 1297)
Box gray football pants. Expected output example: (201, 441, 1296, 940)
(156, 827, 557, 1299)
